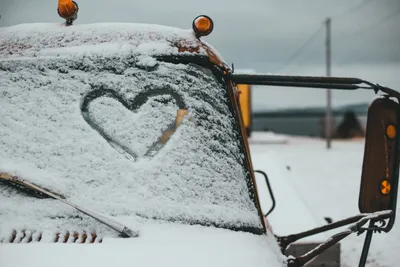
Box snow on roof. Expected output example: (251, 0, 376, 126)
(0, 22, 206, 58)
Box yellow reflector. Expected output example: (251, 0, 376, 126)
(237, 84, 251, 129)
(386, 124, 396, 139)
(381, 179, 391, 195)
(192, 15, 214, 37)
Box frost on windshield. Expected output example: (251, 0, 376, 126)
(0, 55, 262, 236)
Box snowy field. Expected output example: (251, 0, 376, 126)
(249, 132, 400, 267)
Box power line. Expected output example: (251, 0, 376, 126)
(334, 9, 400, 64)
(276, 25, 324, 73)
(343, 8, 400, 38)
(332, 0, 377, 19)
(274, 0, 398, 73)
(332, 0, 399, 38)
(335, 8, 400, 47)
(276, 1, 379, 73)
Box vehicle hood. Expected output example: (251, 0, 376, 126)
(1, 222, 287, 267)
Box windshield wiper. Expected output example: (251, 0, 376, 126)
(0, 172, 139, 238)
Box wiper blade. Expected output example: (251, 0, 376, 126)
(1, 176, 59, 199)
(0, 172, 139, 238)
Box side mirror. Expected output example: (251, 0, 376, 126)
(359, 97, 400, 230)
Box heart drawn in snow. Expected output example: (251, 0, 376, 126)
(81, 87, 188, 161)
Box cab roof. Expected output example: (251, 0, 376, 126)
(0, 22, 222, 60)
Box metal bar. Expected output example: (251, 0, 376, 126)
(325, 17, 332, 149)
(296, 230, 351, 266)
(296, 230, 352, 266)
(277, 214, 365, 252)
(255, 170, 276, 216)
(286, 211, 392, 267)
(358, 220, 375, 267)
(231, 81, 361, 90)
(230, 74, 364, 85)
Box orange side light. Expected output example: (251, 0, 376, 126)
(381, 179, 391, 195)
(192, 15, 214, 37)
(386, 124, 396, 139)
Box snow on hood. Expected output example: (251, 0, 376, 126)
(0, 22, 205, 58)
(1, 222, 287, 267)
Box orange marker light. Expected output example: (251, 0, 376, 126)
(192, 15, 214, 37)
(58, 0, 79, 25)
(386, 124, 396, 139)
(381, 179, 391, 195)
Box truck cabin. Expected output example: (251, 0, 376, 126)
(1, 9, 400, 267)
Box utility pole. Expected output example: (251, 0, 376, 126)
(325, 17, 332, 149)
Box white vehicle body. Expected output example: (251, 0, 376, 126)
(0, 22, 287, 267)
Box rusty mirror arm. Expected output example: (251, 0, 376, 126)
(280, 211, 393, 267)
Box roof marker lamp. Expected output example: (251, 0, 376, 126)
(58, 0, 79, 26)
(192, 15, 214, 37)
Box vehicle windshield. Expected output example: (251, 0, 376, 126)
(0, 54, 263, 236)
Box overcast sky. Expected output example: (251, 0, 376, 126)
(1, 0, 399, 110)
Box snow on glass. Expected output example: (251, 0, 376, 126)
(0, 23, 263, 238)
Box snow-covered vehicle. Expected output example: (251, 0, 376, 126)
(1, 8, 400, 267)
